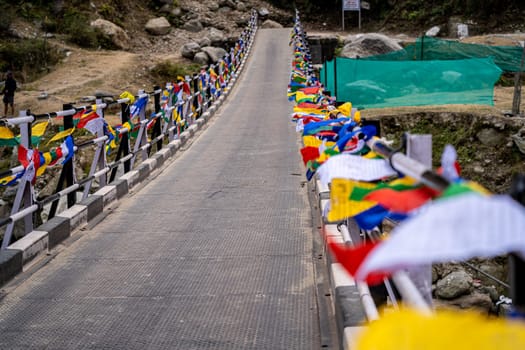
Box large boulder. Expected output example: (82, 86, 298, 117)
(340, 33, 402, 58)
(236, 17, 249, 27)
(218, 0, 236, 8)
(426, 26, 441, 37)
(436, 270, 472, 299)
(145, 17, 171, 35)
(90, 19, 130, 50)
(197, 37, 212, 47)
(208, 2, 219, 11)
(181, 42, 201, 59)
(201, 46, 227, 63)
(171, 7, 182, 16)
(477, 128, 505, 147)
(207, 27, 226, 46)
(261, 20, 283, 29)
(258, 7, 270, 17)
(183, 19, 203, 33)
(160, 4, 172, 14)
(193, 52, 210, 65)
(236, 2, 247, 11)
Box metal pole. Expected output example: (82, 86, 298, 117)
(366, 137, 450, 191)
(357, 282, 380, 321)
(338, 223, 381, 320)
(323, 59, 327, 88)
(420, 34, 425, 61)
(153, 85, 162, 152)
(512, 43, 525, 115)
(334, 58, 338, 102)
(509, 174, 525, 316)
(49, 103, 75, 218)
(2, 111, 34, 248)
(392, 272, 432, 313)
(342, 7, 345, 31)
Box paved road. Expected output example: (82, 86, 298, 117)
(0, 29, 325, 349)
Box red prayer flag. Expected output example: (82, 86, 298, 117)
(76, 111, 99, 129)
(327, 238, 388, 285)
(300, 146, 320, 165)
(364, 187, 438, 213)
(301, 87, 320, 95)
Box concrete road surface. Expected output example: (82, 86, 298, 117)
(0, 29, 331, 349)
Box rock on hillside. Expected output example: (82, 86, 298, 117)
(341, 33, 403, 58)
(90, 19, 130, 50)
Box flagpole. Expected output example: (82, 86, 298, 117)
(366, 137, 450, 191)
(339, 224, 380, 321)
(509, 174, 525, 318)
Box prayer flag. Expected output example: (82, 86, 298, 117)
(0, 126, 17, 146)
(328, 239, 387, 285)
(355, 308, 525, 350)
(77, 111, 104, 135)
(30, 121, 48, 146)
(317, 154, 397, 187)
(47, 128, 75, 145)
(356, 193, 525, 281)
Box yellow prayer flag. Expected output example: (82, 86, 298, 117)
(355, 308, 525, 350)
(43, 152, 53, 165)
(302, 136, 334, 149)
(47, 128, 75, 145)
(337, 102, 352, 116)
(119, 91, 135, 104)
(32, 121, 48, 137)
(293, 106, 325, 114)
(0, 126, 15, 139)
(353, 110, 361, 123)
(36, 164, 47, 177)
(327, 178, 377, 222)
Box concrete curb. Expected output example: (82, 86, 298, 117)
(0, 26, 257, 286)
(314, 178, 367, 349)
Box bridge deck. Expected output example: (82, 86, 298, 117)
(0, 29, 325, 349)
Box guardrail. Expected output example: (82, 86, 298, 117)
(0, 10, 259, 254)
(289, 8, 525, 349)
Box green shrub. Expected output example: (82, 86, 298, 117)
(0, 3, 14, 33)
(0, 39, 62, 82)
(41, 16, 58, 33)
(150, 61, 201, 83)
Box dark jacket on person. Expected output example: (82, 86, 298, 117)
(4, 77, 16, 97)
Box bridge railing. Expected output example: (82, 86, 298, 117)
(289, 8, 525, 348)
(0, 9, 259, 250)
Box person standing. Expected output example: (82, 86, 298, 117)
(3, 71, 17, 117)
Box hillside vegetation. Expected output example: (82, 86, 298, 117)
(271, 0, 525, 34)
(3, 0, 525, 83)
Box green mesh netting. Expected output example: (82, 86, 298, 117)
(366, 36, 524, 72)
(319, 57, 502, 109)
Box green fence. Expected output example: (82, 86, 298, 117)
(320, 56, 502, 109)
(366, 36, 524, 72)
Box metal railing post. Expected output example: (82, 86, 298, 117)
(152, 85, 163, 152)
(109, 101, 131, 182)
(95, 95, 107, 187)
(49, 103, 76, 218)
(2, 111, 34, 248)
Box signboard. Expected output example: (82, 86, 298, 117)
(342, 0, 361, 30)
(361, 1, 370, 10)
(343, 0, 360, 11)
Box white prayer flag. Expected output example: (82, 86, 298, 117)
(356, 193, 525, 280)
(317, 153, 397, 186)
